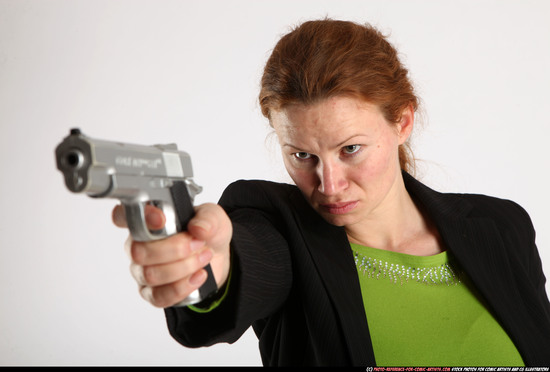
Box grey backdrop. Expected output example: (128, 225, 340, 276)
(1, 0, 549, 366)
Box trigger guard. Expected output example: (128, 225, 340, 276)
(124, 202, 168, 242)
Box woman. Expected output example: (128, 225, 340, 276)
(113, 19, 550, 366)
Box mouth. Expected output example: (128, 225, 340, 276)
(318, 201, 358, 215)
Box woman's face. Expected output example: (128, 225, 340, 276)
(271, 96, 412, 228)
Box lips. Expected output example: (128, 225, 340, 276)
(318, 201, 358, 215)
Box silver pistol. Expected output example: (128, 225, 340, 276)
(55, 128, 217, 306)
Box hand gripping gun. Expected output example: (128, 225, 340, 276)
(55, 128, 217, 306)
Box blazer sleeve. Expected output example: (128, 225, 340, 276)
(508, 200, 550, 320)
(164, 180, 294, 347)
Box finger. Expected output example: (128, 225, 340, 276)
(130, 233, 205, 266)
(144, 204, 166, 230)
(124, 234, 132, 259)
(112, 204, 166, 230)
(187, 203, 226, 242)
(139, 269, 208, 308)
(130, 262, 146, 286)
(130, 248, 213, 287)
(112, 205, 127, 228)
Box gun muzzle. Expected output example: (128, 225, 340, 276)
(55, 129, 99, 193)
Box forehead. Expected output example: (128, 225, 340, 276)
(271, 96, 387, 142)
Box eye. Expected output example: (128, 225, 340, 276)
(342, 145, 362, 155)
(293, 152, 313, 160)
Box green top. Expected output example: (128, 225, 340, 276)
(350, 243, 524, 367)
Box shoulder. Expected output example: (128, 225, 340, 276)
(457, 193, 537, 250)
(404, 172, 535, 239)
(222, 179, 297, 197)
(405, 172, 533, 231)
(454, 192, 534, 231)
(218, 179, 301, 212)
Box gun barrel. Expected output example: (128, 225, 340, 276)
(64, 149, 84, 169)
(55, 129, 198, 198)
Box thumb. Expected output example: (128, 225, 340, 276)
(187, 203, 231, 247)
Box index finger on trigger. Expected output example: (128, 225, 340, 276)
(112, 204, 166, 230)
(112, 205, 127, 228)
(144, 204, 166, 231)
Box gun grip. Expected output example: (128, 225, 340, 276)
(124, 181, 217, 307)
(168, 181, 195, 229)
(169, 181, 218, 307)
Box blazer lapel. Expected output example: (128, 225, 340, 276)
(437, 216, 522, 319)
(289, 189, 376, 365)
(403, 173, 516, 318)
(403, 172, 548, 363)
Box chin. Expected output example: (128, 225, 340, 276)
(317, 212, 354, 227)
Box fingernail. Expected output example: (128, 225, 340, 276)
(140, 286, 153, 303)
(123, 235, 132, 258)
(190, 239, 205, 252)
(131, 264, 146, 285)
(189, 270, 207, 286)
(192, 219, 211, 232)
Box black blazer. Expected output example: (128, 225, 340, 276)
(164, 172, 550, 366)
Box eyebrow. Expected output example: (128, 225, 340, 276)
(282, 134, 366, 150)
(336, 134, 366, 147)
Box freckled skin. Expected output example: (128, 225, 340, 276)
(271, 96, 407, 228)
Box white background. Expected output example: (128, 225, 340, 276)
(1, 0, 549, 366)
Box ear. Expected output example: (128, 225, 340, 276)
(396, 104, 414, 145)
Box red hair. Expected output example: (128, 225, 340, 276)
(259, 19, 419, 174)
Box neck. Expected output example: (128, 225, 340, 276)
(345, 175, 442, 256)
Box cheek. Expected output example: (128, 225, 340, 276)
(354, 144, 398, 183)
(283, 160, 318, 194)
(287, 168, 316, 192)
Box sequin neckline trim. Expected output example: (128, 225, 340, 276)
(351, 245, 462, 286)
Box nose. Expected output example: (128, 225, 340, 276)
(317, 160, 348, 196)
